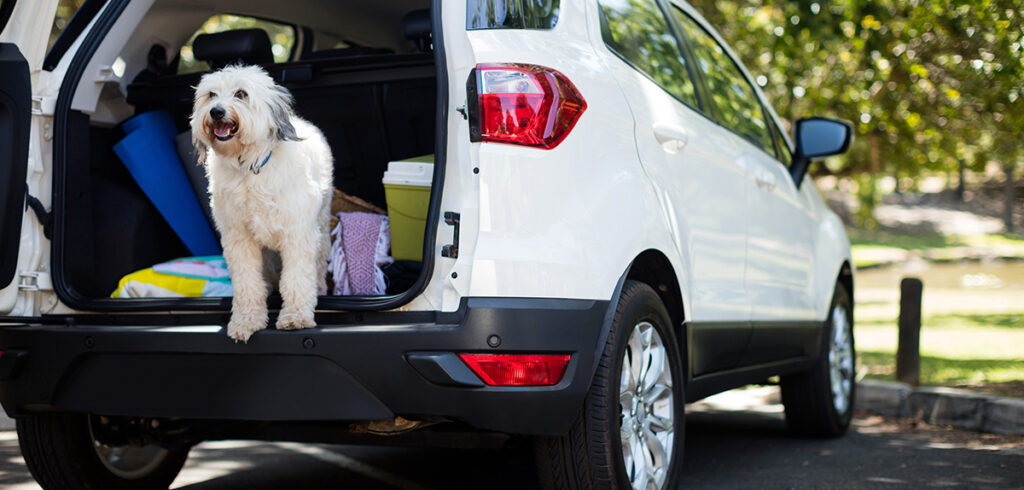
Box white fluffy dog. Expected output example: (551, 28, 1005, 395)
(190, 65, 332, 342)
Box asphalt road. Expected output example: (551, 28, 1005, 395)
(0, 388, 1020, 489)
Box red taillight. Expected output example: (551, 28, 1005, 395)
(473, 64, 586, 149)
(458, 353, 571, 386)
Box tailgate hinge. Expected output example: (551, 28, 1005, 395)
(441, 212, 460, 259)
(31, 96, 57, 116)
(18, 271, 53, 292)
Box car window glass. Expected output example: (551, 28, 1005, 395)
(0, 0, 11, 36)
(598, 0, 698, 109)
(178, 15, 295, 74)
(670, 6, 772, 153)
(50, 0, 87, 50)
(770, 118, 792, 164)
(45, 0, 108, 71)
(467, 0, 560, 30)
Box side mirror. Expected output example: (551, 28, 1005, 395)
(790, 117, 852, 188)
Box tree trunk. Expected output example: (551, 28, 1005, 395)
(1005, 161, 1016, 234)
(869, 132, 881, 174)
(957, 159, 965, 201)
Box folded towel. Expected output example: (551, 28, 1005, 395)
(111, 255, 233, 298)
(328, 212, 394, 295)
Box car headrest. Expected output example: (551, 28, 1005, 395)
(193, 29, 274, 70)
(402, 9, 431, 52)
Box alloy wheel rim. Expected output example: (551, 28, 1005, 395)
(828, 304, 854, 414)
(618, 321, 675, 490)
(88, 417, 170, 480)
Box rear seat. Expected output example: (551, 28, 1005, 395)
(193, 28, 274, 69)
(124, 15, 435, 208)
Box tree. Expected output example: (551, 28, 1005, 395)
(688, 0, 1024, 232)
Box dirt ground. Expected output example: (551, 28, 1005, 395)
(854, 411, 1024, 450)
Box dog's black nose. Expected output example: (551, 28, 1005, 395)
(210, 106, 226, 120)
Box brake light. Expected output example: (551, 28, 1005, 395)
(458, 353, 571, 386)
(471, 64, 586, 149)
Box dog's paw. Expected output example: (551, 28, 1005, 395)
(227, 312, 267, 343)
(276, 309, 316, 331)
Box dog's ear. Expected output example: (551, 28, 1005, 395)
(268, 85, 299, 142)
(191, 134, 207, 166)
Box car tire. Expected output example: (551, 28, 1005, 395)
(17, 413, 189, 490)
(535, 280, 684, 490)
(780, 283, 855, 437)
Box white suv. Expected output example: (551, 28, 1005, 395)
(0, 0, 855, 488)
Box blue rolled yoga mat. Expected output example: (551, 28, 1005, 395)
(114, 111, 221, 256)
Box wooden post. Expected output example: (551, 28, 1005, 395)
(896, 277, 923, 386)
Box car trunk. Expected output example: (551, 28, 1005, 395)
(50, 0, 446, 312)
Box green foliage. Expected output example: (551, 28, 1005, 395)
(686, 0, 1024, 189)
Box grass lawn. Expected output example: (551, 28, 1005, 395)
(856, 322, 1024, 385)
(848, 228, 1024, 268)
(853, 261, 1024, 398)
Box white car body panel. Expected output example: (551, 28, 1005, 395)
(742, 141, 818, 321)
(0, 0, 61, 317)
(0, 1, 60, 70)
(457, 0, 687, 305)
(599, 52, 753, 323)
(2, 0, 852, 328)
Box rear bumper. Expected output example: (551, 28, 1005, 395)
(0, 298, 609, 435)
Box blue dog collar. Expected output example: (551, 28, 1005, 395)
(251, 150, 273, 175)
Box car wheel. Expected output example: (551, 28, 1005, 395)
(780, 283, 855, 437)
(536, 280, 684, 490)
(17, 413, 189, 490)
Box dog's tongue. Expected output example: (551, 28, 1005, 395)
(214, 125, 231, 138)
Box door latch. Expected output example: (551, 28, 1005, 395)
(441, 212, 460, 258)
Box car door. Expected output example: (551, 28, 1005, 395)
(667, 3, 819, 365)
(594, 0, 755, 376)
(0, 0, 61, 308)
(741, 114, 822, 363)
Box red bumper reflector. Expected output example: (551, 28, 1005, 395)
(458, 353, 571, 386)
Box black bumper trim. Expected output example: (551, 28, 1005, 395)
(406, 352, 486, 387)
(0, 297, 610, 435)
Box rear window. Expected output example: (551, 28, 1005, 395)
(670, 6, 773, 154)
(178, 14, 295, 74)
(598, 0, 699, 109)
(467, 0, 560, 30)
(44, 0, 108, 71)
(50, 0, 88, 50)
(0, 0, 12, 36)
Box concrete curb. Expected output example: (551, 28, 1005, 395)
(855, 379, 1024, 435)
